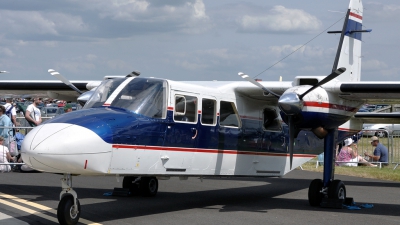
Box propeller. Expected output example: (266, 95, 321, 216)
(239, 67, 346, 169)
(238, 72, 280, 98)
(48, 69, 83, 95)
(299, 67, 346, 100)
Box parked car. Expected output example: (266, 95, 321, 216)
(41, 107, 59, 118)
(357, 108, 369, 112)
(363, 123, 400, 137)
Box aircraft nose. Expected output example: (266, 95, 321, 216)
(21, 123, 112, 174)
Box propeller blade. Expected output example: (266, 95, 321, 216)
(288, 115, 295, 169)
(48, 69, 83, 94)
(238, 72, 281, 98)
(299, 67, 346, 99)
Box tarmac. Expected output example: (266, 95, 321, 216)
(0, 169, 399, 225)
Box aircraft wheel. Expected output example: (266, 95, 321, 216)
(57, 194, 81, 225)
(328, 180, 346, 200)
(123, 176, 139, 195)
(140, 177, 158, 197)
(308, 179, 323, 206)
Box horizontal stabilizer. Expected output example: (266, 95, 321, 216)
(328, 29, 372, 34)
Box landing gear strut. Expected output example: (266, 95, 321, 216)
(57, 174, 81, 225)
(122, 176, 158, 197)
(308, 129, 347, 206)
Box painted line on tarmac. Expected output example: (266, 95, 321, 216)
(0, 192, 102, 225)
(0, 198, 59, 223)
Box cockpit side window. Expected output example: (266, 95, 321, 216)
(219, 101, 241, 128)
(84, 78, 125, 109)
(174, 95, 197, 123)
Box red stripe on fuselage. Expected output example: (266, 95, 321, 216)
(349, 12, 362, 20)
(112, 144, 315, 158)
(304, 102, 358, 112)
(338, 127, 361, 132)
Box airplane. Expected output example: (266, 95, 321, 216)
(0, 78, 100, 101)
(16, 0, 400, 224)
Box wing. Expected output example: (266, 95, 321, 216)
(353, 112, 400, 124)
(234, 81, 293, 102)
(0, 80, 101, 101)
(327, 82, 400, 104)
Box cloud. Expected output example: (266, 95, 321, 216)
(81, 0, 212, 34)
(175, 59, 208, 70)
(55, 61, 96, 74)
(0, 47, 15, 57)
(106, 59, 130, 70)
(0, 10, 88, 41)
(365, 2, 400, 21)
(237, 5, 321, 33)
(268, 45, 334, 60)
(362, 59, 388, 70)
(0, 0, 212, 42)
(196, 48, 246, 60)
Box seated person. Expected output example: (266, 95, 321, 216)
(337, 138, 376, 167)
(0, 136, 14, 172)
(364, 136, 388, 166)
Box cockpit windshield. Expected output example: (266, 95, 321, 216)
(84, 77, 167, 119)
(84, 78, 125, 109)
(110, 78, 167, 118)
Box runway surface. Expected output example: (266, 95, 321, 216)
(0, 170, 399, 225)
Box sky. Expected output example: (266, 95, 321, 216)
(0, 0, 399, 82)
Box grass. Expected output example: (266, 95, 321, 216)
(300, 162, 400, 182)
(300, 135, 400, 182)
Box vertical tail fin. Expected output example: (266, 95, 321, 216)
(330, 0, 369, 82)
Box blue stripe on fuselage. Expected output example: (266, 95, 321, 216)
(346, 19, 362, 41)
(45, 107, 357, 156)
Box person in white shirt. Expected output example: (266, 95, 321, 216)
(0, 136, 13, 172)
(3, 98, 19, 126)
(25, 98, 42, 126)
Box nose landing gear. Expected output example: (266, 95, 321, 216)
(57, 174, 81, 225)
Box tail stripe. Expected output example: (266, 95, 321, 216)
(349, 12, 362, 20)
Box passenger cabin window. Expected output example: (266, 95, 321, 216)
(263, 108, 281, 131)
(219, 101, 240, 127)
(174, 95, 197, 123)
(201, 98, 216, 125)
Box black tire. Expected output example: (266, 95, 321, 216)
(328, 180, 346, 200)
(123, 176, 139, 195)
(140, 177, 158, 197)
(375, 130, 387, 138)
(57, 195, 81, 225)
(308, 179, 323, 206)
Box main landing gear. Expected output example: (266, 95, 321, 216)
(57, 174, 81, 225)
(122, 176, 159, 197)
(308, 179, 346, 206)
(307, 129, 347, 207)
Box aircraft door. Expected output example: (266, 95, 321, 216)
(162, 91, 199, 170)
(254, 107, 286, 174)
